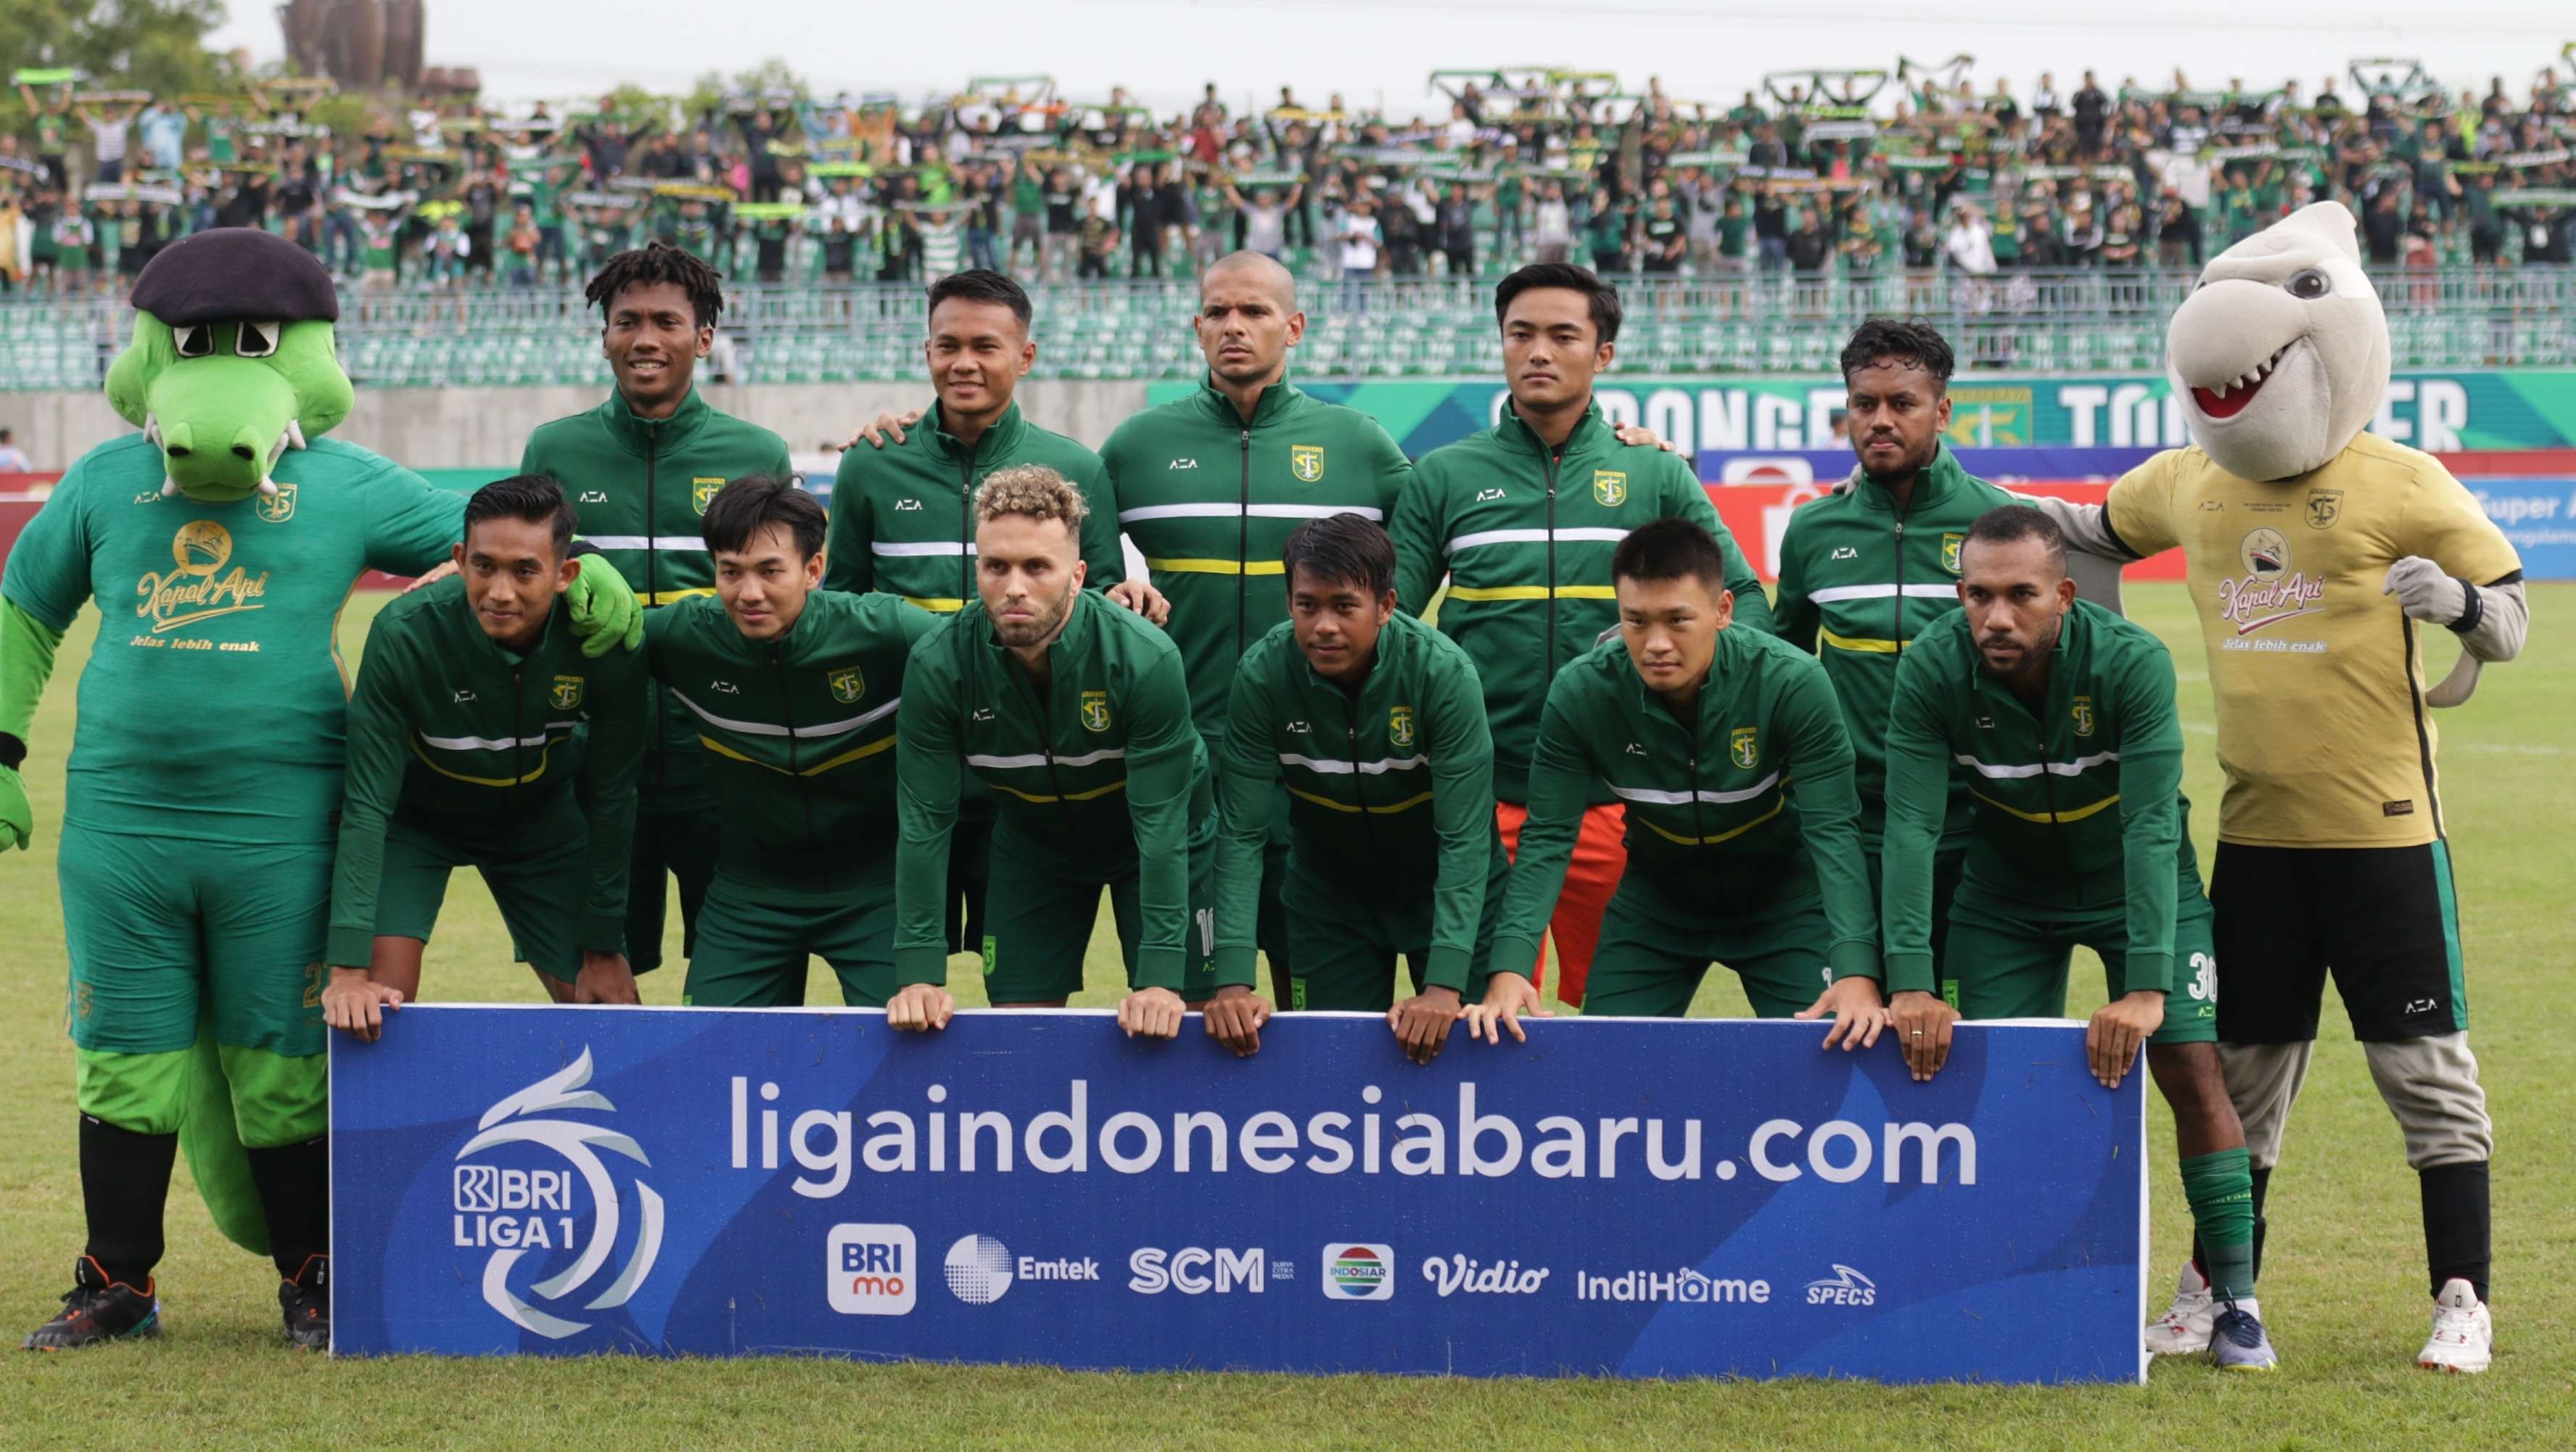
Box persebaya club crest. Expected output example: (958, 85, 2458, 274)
(550, 675, 585, 710)
(1592, 470, 1627, 507)
(2305, 488, 2342, 530)
(691, 477, 725, 514)
(252, 480, 297, 523)
(1729, 726, 1758, 769)
(1079, 690, 1112, 733)
(1941, 532, 1964, 574)
(1290, 445, 1325, 483)
(2071, 696, 2096, 737)
(828, 667, 865, 704)
(1388, 706, 1416, 749)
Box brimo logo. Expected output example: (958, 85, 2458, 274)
(455, 1048, 664, 1339)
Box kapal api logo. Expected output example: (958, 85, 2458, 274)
(453, 1048, 664, 1340)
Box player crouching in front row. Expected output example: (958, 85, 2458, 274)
(885, 465, 1220, 1038)
(1879, 505, 2276, 1370)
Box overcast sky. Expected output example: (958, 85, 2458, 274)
(209, 1, 2568, 116)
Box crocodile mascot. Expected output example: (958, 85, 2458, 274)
(1, 228, 640, 1350)
(2041, 202, 2527, 1374)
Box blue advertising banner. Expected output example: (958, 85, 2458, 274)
(2466, 478, 2576, 579)
(331, 1009, 2147, 1385)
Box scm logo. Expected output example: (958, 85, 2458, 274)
(826, 1223, 915, 1316)
(1129, 1247, 1267, 1295)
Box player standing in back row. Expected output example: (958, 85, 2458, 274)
(1390, 263, 1771, 1010)
(1768, 318, 2019, 1028)
(518, 243, 794, 986)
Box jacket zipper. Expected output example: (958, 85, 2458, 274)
(958, 434, 979, 606)
(509, 662, 525, 822)
(1541, 445, 1561, 670)
(1237, 425, 1253, 669)
(1004, 651, 1070, 804)
(1341, 688, 1377, 859)
(643, 419, 664, 791)
(773, 648, 811, 841)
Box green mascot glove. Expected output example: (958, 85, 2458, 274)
(563, 554, 644, 657)
(0, 764, 28, 853)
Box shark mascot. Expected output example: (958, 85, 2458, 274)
(1, 229, 639, 1350)
(2041, 202, 2527, 1374)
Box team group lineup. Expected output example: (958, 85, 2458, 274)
(0, 207, 2524, 1372)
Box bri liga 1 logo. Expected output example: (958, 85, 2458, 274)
(452, 1048, 665, 1340)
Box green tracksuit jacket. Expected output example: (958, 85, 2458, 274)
(328, 578, 646, 969)
(643, 590, 936, 899)
(1212, 610, 1500, 991)
(1389, 399, 1771, 802)
(1098, 375, 1412, 741)
(821, 398, 1124, 609)
(894, 593, 1211, 989)
(519, 386, 794, 809)
(1881, 598, 2186, 996)
(1767, 445, 2018, 842)
(1496, 627, 1879, 982)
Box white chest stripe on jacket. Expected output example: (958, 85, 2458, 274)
(1952, 750, 2121, 779)
(1808, 583, 1964, 603)
(966, 748, 1128, 770)
(872, 540, 977, 557)
(1446, 527, 1630, 556)
(585, 535, 709, 551)
(419, 732, 554, 752)
(672, 690, 902, 739)
(1117, 503, 1384, 524)
(1277, 753, 1427, 775)
(1606, 770, 1781, 806)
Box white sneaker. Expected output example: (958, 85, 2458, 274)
(2418, 1278, 2493, 1374)
(2144, 1260, 2215, 1356)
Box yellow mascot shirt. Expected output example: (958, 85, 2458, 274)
(2107, 432, 2520, 849)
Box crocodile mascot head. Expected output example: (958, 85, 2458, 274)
(104, 228, 353, 504)
(2165, 200, 2390, 484)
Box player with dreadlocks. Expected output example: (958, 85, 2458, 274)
(517, 242, 794, 989)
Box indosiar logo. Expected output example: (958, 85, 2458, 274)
(1321, 1243, 1394, 1301)
(826, 1223, 916, 1316)
(453, 1048, 664, 1340)
(1804, 1264, 1879, 1306)
(945, 1234, 1015, 1305)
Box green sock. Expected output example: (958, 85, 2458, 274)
(2181, 1147, 2257, 1301)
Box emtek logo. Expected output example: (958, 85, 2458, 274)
(1805, 1264, 1877, 1306)
(827, 1223, 915, 1316)
(1129, 1247, 1267, 1295)
(1322, 1243, 1394, 1300)
(945, 1234, 1015, 1305)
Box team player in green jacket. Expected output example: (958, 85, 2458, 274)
(519, 242, 795, 984)
(1390, 263, 1769, 1011)
(1467, 517, 1883, 1042)
(1098, 252, 1415, 1007)
(1880, 505, 2274, 1371)
(1768, 319, 2019, 986)
(321, 477, 648, 1043)
(825, 269, 1157, 974)
(886, 465, 1218, 1039)
(648, 477, 937, 1007)
(1206, 514, 1507, 1064)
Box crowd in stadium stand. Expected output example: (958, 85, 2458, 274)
(3, 60, 2575, 295)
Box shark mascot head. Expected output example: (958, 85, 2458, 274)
(2165, 201, 2390, 483)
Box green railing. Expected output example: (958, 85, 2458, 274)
(4, 267, 2569, 391)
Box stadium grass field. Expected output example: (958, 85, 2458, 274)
(1, 582, 2569, 1451)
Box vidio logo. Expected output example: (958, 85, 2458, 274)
(453, 1048, 664, 1339)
